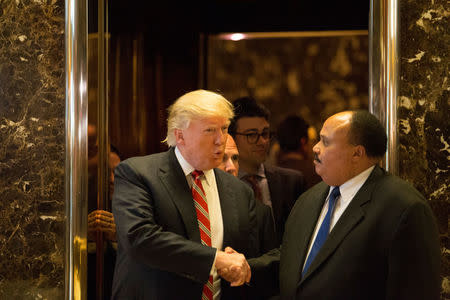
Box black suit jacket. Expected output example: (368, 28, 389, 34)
(111, 148, 259, 300)
(264, 164, 306, 244)
(250, 166, 441, 300)
(255, 202, 278, 254)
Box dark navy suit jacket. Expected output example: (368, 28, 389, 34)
(111, 148, 259, 300)
(250, 166, 441, 300)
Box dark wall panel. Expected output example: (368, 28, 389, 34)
(398, 0, 449, 297)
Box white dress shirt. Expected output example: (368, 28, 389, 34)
(303, 166, 375, 271)
(175, 147, 224, 300)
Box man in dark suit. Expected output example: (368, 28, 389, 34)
(217, 133, 278, 254)
(111, 90, 258, 300)
(229, 97, 306, 245)
(250, 110, 441, 299)
(217, 134, 278, 300)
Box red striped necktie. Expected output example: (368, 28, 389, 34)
(191, 170, 213, 300)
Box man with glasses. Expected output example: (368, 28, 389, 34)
(218, 134, 278, 254)
(229, 97, 306, 245)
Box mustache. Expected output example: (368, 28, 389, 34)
(314, 154, 321, 163)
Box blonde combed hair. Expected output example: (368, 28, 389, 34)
(164, 90, 234, 146)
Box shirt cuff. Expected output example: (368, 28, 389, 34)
(210, 248, 218, 274)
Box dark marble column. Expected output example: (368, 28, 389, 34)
(398, 0, 449, 297)
(0, 0, 65, 298)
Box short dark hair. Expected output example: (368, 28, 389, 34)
(110, 144, 123, 161)
(277, 115, 309, 152)
(229, 97, 270, 136)
(348, 110, 387, 158)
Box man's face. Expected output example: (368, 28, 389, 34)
(218, 134, 239, 177)
(176, 116, 228, 170)
(234, 117, 270, 168)
(313, 112, 356, 186)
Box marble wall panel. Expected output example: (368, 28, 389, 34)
(207, 34, 369, 132)
(398, 0, 449, 297)
(0, 0, 65, 298)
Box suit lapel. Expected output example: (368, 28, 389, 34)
(215, 170, 238, 247)
(300, 166, 384, 283)
(280, 183, 329, 295)
(264, 164, 282, 222)
(159, 148, 201, 243)
(292, 184, 329, 277)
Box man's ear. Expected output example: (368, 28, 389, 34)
(174, 129, 184, 145)
(352, 145, 366, 160)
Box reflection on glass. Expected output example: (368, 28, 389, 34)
(87, 4, 115, 295)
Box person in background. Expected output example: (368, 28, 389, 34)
(229, 97, 306, 245)
(87, 143, 122, 300)
(217, 133, 240, 177)
(218, 134, 278, 254)
(88, 144, 121, 242)
(217, 134, 278, 299)
(276, 115, 321, 189)
(111, 90, 259, 300)
(249, 110, 441, 300)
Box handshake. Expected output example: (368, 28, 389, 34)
(215, 247, 251, 287)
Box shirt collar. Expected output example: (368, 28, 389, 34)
(328, 165, 375, 203)
(175, 147, 214, 186)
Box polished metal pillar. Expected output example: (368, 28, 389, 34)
(369, 0, 399, 174)
(65, 0, 88, 298)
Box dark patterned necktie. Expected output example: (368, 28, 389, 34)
(242, 174, 263, 203)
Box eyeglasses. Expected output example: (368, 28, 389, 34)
(235, 131, 272, 144)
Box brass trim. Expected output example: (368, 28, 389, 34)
(94, 2, 109, 299)
(213, 30, 369, 40)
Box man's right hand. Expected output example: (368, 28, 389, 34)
(215, 247, 251, 286)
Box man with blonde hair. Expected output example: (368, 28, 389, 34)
(112, 90, 259, 300)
